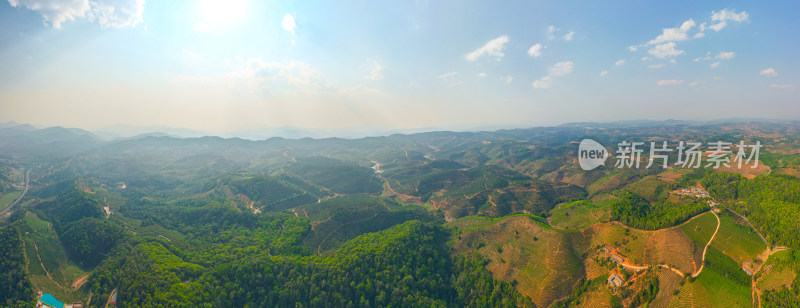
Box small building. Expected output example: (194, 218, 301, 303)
(742, 263, 754, 276)
(610, 254, 624, 264)
(607, 273, 625, 288)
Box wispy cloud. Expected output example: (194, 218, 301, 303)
(438, 72, 463, 86)
(533, 61, 574, 89)
(770, 84, 794, 89)
(532, 76, 552, 89)
(657, 79, 684, 86)
(364, 59, 383, 81)
(648, 42, 684, 59)
(760, 68, 778, 77)
(716, 51, 735, 60)
(648, 19, 696, 45)
(600, 70, 608, 77)
(549, 61, 574, 76)
(8, 0, 144, 29)
(465, 35, 510, 61)
(615, 60, 625, 66)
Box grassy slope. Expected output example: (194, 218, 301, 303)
(756, 249, 797, 292)
(449, 215, 585, 307)
(710, 212, 767, 265)
(17, 212, 89, 303)
(547, 200, 610, 230)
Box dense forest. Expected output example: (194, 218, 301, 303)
(0, 226, 35, 307)
(3, 121, 800, 307)
(86, 220, 533, 307)
(702, 172, 800, 249)
(609, 191, 708, 230)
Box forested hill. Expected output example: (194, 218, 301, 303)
(3, 120, 800, 307)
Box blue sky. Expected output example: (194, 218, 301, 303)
(1, 0, 798, 135)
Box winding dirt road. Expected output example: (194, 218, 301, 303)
(692, 211, 721, 278)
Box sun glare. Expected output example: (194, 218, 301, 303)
(195, 0, 249, 33)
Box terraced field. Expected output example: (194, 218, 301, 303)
(670, 269, 752, 307)
(756, 249, 797, 292)
(586, 222, 650, 264)
(670, 246, 752, 308)
(641, 227, 697, 274)
(547, 200, 610, 229)
(575, 286, 613, 308)
(16, 212, 89, 303)
(452, 215, 585, 307)
(651, 267, 683, 308)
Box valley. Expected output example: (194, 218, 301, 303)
(2, 120, 800, 307)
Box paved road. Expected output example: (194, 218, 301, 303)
(0, 168, 30, 216)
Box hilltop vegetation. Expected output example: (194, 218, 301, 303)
(0, 226, 36, 307)
(609, 191, 708, 230)
(703, 172, 800, 249)
(2, 121, 800, 306)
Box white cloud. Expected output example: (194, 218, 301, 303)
(222, 59, 326, 94)
(648, 42, 684, 59)
(710, 61, 721, 68)
(531, 61, 573, 89)
(477, 72, 487, 78)
(527, 43, 543, 57)
(760, 68, 778, 77)
(657, 79, 684, 86)
(694, 51, 712, 62)
(563, 31, 575, 41)
(706, 9, 748, 32)
(629, 46, 638, 52)
(504, 76, 513, 84)
(364, 59, 383, 81)
(532, 76, 552, 89)
(641, 57, 650, 61)
(712, 9, 749, 22)
(648, 19, 696, 45)
(716, 51, 735, 60)
(648, 64, 665, 69)
(465, 35, 510, 61)
(8, 0, 89, 29)
(615, 59, 625, 66)
(8, 0, 144, 29)
(549, 61, 574, 76)
(92, 0, 144, 29)
(438, 72, 462, 86)
(769, 84, 794, 89)
(669, 59, 677, 64)
(693, 32, 705, 39)
(282, 14, 296, 35)
(547, 25, 559, 39)
(707, 22, 726, 32)
(600, 70, 608, 77)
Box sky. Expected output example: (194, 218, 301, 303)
(1, 0, 799, 136)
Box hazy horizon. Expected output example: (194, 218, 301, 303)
(1, 1, 799, 135)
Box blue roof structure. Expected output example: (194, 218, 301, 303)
(40, 293, 64, 308)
